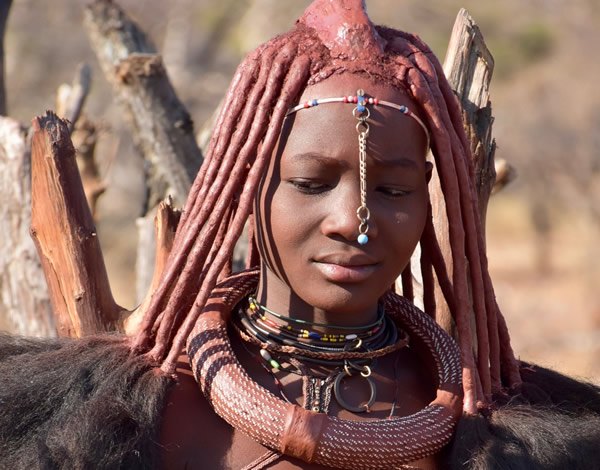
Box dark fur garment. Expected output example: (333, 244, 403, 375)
(0, 333, 172, 470)
(450, 364, 600, 470)
(1, 333, 599, 469)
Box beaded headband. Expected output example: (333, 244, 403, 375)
(287, 89, 430, 245)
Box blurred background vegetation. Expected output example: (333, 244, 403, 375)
(3, 0, 599, 382)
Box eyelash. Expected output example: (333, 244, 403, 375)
(377, 187, 411, 198)
(290, 180, 411, 200)
(289, 180, 330, 194)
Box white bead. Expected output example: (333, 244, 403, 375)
(259, 349, 272, 361)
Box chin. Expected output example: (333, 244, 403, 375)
(300, 281, 385, 315)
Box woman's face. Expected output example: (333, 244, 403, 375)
(256, 74, 431, 316)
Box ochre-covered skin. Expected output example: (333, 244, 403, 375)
(182, 272, 461, 467)
(162, 337, 445, 469)
(137, 0, 522, 466)
(2, 2, 599, 470)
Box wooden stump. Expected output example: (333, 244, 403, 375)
(30, 112, 122, 337)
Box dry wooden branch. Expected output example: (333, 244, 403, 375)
(71, 116, 106, 217)
(56, 64, 106, 216)
(84, 0, 202, 208)
(421, 9, 498, 333)
(84, 0, 203, 307)
(124, 198, 181, 335)
(443, 8, 497, 229)
(56, 63, 92, 132)
(30, 112, 122, 337)
(0, 117, 55, 336)
(493, 158, 517, 194)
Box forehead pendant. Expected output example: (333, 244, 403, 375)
(354, 89, 371, 245)
(287, 90, 430, 245)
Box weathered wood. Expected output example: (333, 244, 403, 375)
(443, 8, 498, 230)
(56, 64, 106, 217)
(125, 198, 181, 335)
(83, 0, 203, 208)
(419, 9, 498, 333)
(114, 53, 201, 206)
(0, 0, 12, 116)
(30, 112, 122, 337)
(56, 63, 92, 133)
(71, 116, 106, 218)
(0, 117, 55, 336)
(84, 0, 203, 305)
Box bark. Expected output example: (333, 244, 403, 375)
(83, 0, 203, 208)
(0, 117, 55, 336)
(30, 112, 122, 337)
(442, 8, 498, 231)
(56, 63, 92, 133)
(56, 63, 106, 217)
(423, 9, 498, 333)
(0, 0, 12, 115)
(126, 198, 181, 335)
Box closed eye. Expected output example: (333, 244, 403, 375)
(288, 179, 331, 195)
(377, 186, 412, 198)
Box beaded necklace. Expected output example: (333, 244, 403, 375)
(187, 270, 463, 468)
(235, 295, 407, 413)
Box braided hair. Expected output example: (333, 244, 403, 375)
(131, 2, 520, 415)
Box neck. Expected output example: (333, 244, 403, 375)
(255, 264, 379, 334)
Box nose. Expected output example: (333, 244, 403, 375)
(320, 184, 378, 243)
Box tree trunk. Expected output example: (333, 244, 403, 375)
(83, 0, 203, 208)
(442, 8, 498, 231)
(0, 117, 55, 336)
(412, 9, 499, 334)
(84, 0, 204, 303)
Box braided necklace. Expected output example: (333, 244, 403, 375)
(187, 270, 462, 469)
(235, 296, 407, 413)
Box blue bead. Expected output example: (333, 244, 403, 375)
(308, 332, 321, 339)
(311, 99, 318, 106)
(357, 233, 369, 245)
(399, 105, 408, 114)
(357, 104, 366, 113)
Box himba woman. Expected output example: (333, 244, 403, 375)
(1, 0, 599, 469)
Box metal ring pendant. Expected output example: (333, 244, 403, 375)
(333, 371, 376, 413)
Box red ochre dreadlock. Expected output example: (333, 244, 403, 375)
(132, 1, 521, 415)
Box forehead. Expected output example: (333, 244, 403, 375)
(279, 74, 428, 164)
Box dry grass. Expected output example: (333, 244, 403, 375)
(487, 195, 600, 383)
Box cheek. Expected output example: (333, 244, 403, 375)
(389, 195, 429, 253)
(267, 187, 316, 256)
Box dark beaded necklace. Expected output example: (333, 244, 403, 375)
(235, 296, 407, 413)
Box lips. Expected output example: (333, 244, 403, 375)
(312, 253, 380, 283)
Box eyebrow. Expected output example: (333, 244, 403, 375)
(372, 156, 419, 170)
(290, 152, 351, 169)
(290, 152, 420, 171)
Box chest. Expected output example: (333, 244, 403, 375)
(159, 347, 442, 470)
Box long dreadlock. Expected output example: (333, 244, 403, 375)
(2, 2, 600, 469)
(130, 6, 521, 415)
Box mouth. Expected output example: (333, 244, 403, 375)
(312, 254, 380, 283)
